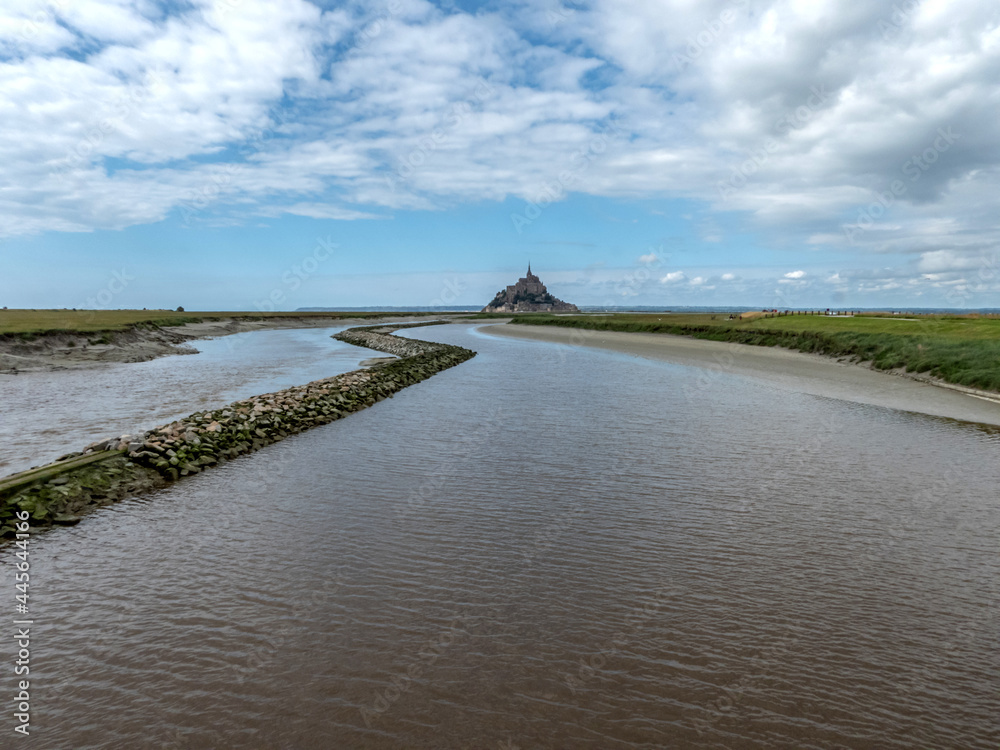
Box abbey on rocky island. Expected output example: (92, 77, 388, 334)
(481, 264, 580, 313)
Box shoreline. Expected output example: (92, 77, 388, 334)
(484, 323, 1000, 427)
(0, 315, 446, 374)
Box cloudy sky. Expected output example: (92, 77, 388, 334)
(1, 0, 998, 309)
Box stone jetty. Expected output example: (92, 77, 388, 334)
(0, 322, 475, 535)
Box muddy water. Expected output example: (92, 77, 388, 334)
(0, 327, 374, 475)
(4, 323, 999, 748)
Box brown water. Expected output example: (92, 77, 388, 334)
(3, 323, 999, 748)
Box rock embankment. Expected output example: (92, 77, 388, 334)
(0, 314, 445, 373)
(333, 321, 451, 357)
(0, 324, 474, 535)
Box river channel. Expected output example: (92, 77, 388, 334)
(3, 323, 998, 748)
(0, 327, 373, 476)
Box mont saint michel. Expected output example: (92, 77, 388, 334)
(481, 265, 580, 313)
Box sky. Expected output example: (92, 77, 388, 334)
(1, 0, 998, 310)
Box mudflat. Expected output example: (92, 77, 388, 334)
(484, 323, 1000, 427)
(0, 315, 439, 373)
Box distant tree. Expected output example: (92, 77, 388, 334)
(176, 306, 184, 312)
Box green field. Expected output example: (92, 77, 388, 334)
(0, 309, 448, 336)
(510, 312, 1000, 392)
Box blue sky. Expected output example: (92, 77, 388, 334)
(1, 0, 998, 310)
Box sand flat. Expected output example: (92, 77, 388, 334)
(0, 315, 444, 373)
(482, 322, 1000, 428)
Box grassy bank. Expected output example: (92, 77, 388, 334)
(0, 309, 450, 336)
(510, 313, 1000, 392)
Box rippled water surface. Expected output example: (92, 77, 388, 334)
(4, 323, 999, 748)
(0, 327, 371, 475)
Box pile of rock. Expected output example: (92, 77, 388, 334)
(333, 322, 449, 357)
(1, 324, 475, 534)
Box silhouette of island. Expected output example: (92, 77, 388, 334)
(482, 264, 579, 313)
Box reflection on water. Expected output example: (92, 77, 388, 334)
(6, 323, 1000, 748)
(0, 327, 372, 475)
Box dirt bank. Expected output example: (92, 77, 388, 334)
(484, 323, 1000, 427)
(0, 315, 444, 374)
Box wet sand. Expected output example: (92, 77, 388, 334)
(484, 323, 1000, 427)
(0, 315, 439, 373)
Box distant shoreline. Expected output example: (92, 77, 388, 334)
(484, 323, 1000, 428)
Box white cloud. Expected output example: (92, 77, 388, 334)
(784, 270, 806, 279)
(661, 271, 686, 283)
(265, 203, 384, 221)
(916, 249, 986, 274)
(720, 273, 735, 280)
(638, 252, 659, 264)
(0, 0, 997, 279)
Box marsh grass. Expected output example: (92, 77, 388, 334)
(0, 309, 450, 336)
(512, 313, 1000, 392)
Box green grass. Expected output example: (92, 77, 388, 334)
(510, 313, 1000, 392)
(0, 309, 454, 336)
(459, 312, 559, 320)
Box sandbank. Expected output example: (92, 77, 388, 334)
(0, 315, 441, 373)
(483, 323, 1000, 428)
